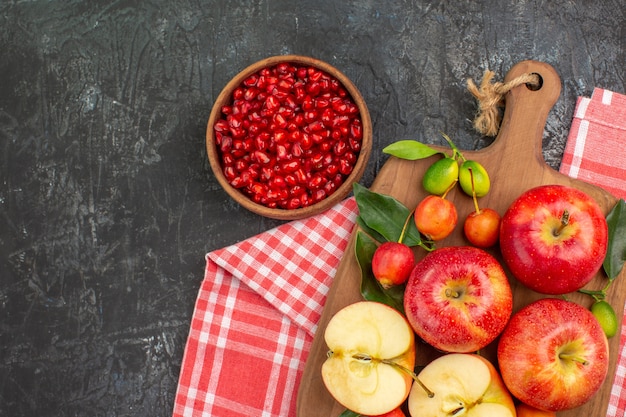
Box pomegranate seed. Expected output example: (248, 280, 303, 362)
(253, 150, 271, 164)
(223, 166, 236, 180)
(287, 198, 301, 210)
(312, 189, 327, 202)
(339, 159, 353, 175)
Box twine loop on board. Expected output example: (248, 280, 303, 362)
(467, 70, 541, 137)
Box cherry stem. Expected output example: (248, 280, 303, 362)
(352, 353, 435, 398)
(398, 208, 415, 244)
(558, 353, 589, 366)
(554, 210, 570, 236)
(468, 167, 481, 214)
(578, 281, 612, 302)
(441, 179, 458, 200)
(440, 132, 465, 162)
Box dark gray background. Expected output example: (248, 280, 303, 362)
(1, 1, 624, 415)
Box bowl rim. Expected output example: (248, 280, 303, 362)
(206, 54, 372, 220)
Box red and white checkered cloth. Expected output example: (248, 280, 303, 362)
(559, 87, 626, 416)
(174, 88, 626, 417)
(560, 88, 626, 200)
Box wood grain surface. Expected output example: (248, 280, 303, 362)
(297, 60, 626, 417)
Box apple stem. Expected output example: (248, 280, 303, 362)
(558, 353, 589, 366)
(352, 353, 435, 398)
(554, 210, 570, 236)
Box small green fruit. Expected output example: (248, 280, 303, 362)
(459, 160, 490, 197)
(422, 157, 459, 196)
(591, 300, 618, 338)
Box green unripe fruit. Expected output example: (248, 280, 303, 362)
(459, 160, 490, 197)
(591, 300, 618, 338)
(422, 157, 459, 196)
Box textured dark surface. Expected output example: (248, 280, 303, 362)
(0, 1, 624, 416)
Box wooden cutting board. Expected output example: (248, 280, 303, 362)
(296, 60, 626, 417)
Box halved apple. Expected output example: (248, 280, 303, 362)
(408, 353, 515, 417)
(321, 301, 416, 416)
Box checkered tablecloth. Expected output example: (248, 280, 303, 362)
(173, 88, 626, 417)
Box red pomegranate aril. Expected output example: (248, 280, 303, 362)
(308, 67, 323, 81)
(332, 173, 344, 187)
(349, 137, 362, 152)
(308, 120, 325, 132)
(324, 180, 337, 195)
(253, 150, 271, 165)
(264, 95, 280, 113)
(294, 167, 308, 184)
(300, 133, 313, 149)
(321, 108, 334, 126)
(284, 174, 297, 186)
(332, 114, 351, 128)
(300, 193, 311, 207)
(304, 110, 318, 123)
(308, 174, 325, 189)
(315, 97, 330, 109)
(306, 82, 321, 96)
(235, 159, 248, 172)
(339, 159, 353, 175)
(232, 87, 245, 100)
(243, 74, 258, 87)
(219, 136, 233, 153)
(345, 151, 357, 164)
(334, 140, 348, 156)
(292, 142, 304, 158)
(289, 185, 306, 196)
(302, 95, 314, 111)
(325, 163, 340, 177)
(224, 166, 237, 181)
(350, 121, 363, 139)
(287, 198, 301, 210)
(281, 160, 300, 173)
(249, 182, 267, 197)
(273, 113, 288, 129)
(261, 166, 273, 181)
(319, 141, 332, 153)
(273, 129, 289, 144)
(270, 176, 287, 189)
(214, 119, 230, 132)
(312, 189, 327, 202)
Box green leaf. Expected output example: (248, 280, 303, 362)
(353, 183, 423, 247)
(355, 231, 405, 314)
(604, 199, 626, 280)
(382, 140, 442, 160)
(338, 410, 360, 417)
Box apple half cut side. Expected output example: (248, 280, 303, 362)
(321, 301, 416, 416)
(408, 353, 516, 417)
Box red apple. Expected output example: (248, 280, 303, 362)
(497, 298, 609, 412)
(372, 242, 415, 288)
(499, 184, 608, 294)
(403, 246, 513, 353)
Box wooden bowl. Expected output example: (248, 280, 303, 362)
(206, 55, 372, 220)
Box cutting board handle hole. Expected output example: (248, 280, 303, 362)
(525, 72, 543, 91)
